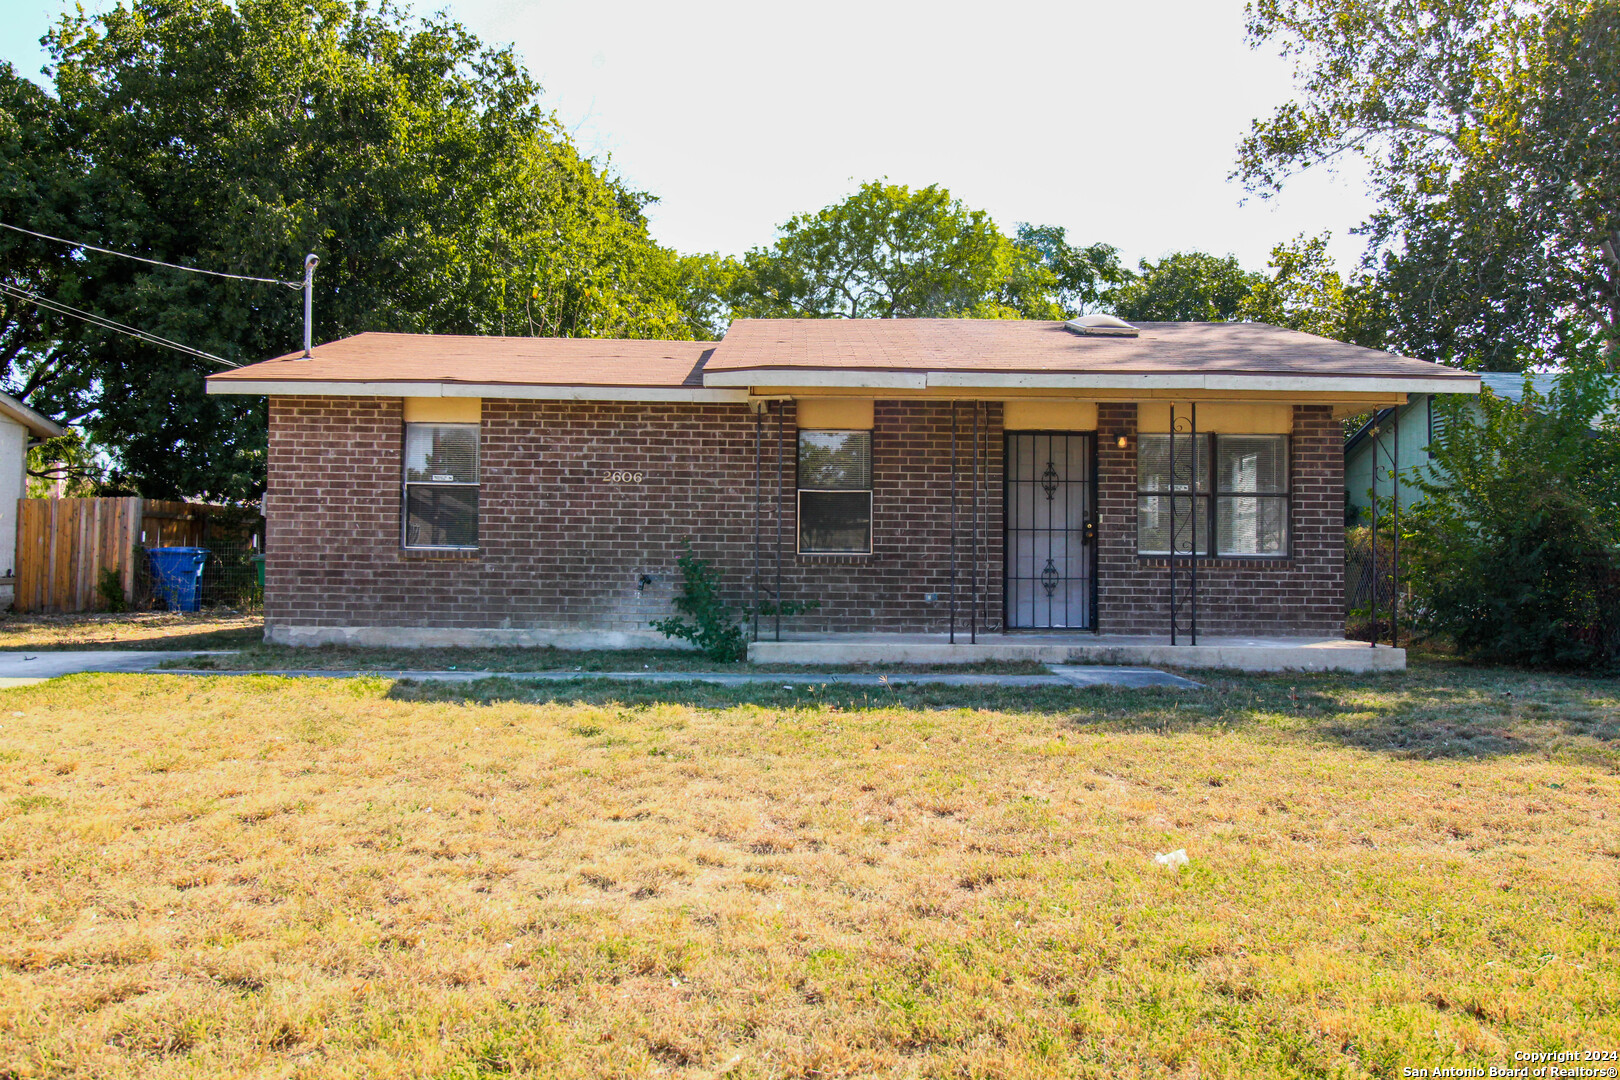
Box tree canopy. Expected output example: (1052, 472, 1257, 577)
(723, 182, 1062, 320)
(1109, 251, 1261, 322)
(1238, 0, 1620, 371)
(0, 0, 711, 501)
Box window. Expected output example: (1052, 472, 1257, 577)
(1137, 433, 1210, 556)
(1138, 434, 1288, 556)
(798, 430, 872, 554)
(403, 423, 478, 549)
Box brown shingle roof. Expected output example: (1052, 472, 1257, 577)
(209, 332, 715, 388)
(704, 319, 1473, 380)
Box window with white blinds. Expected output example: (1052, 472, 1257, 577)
(798, 430, 872, 554)
(1138, 434, 1289, 556)
(403, 423, 479, 549)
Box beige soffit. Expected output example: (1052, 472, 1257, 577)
(1003, 401, 1099, 430)
(404, 397, 481, 423)
(1137, 402, 1294, 434)
(794, 398, 875, 429)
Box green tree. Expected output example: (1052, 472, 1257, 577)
(1402, 367, 1620, 667)
(1240, 233, 1345, 337)
(1237, 0, 1620, 371)
(1013, 225, 1129, 317)
(0, 0, 711, 502)
(1110, 251, 1261, 322)
(725, 181, 1061, 320)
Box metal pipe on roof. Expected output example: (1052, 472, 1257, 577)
(302, 254, 319, 358)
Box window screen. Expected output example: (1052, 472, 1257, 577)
(798, 430, 872, 554)
(404, 423, 479, 549)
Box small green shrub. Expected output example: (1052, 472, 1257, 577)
(650, 542, 749, 662)
(97, 567, 129, 612)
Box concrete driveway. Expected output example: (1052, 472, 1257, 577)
(0, 651, 231, 687)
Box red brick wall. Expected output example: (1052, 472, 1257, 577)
(265, 396, 1341, 641)
(264, 396, 1003, 638)
(1094, 403, 1345, 636)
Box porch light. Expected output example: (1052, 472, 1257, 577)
(1114, 432, 1129, 450)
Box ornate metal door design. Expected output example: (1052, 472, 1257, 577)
(1004, 433, 1096, 630)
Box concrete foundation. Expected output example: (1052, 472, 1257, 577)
(264, 624, 694, 650)
(747, 633, 1404, 673)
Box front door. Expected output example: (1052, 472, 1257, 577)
(1005, 432, 1096, 630)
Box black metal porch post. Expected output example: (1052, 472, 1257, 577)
(1369, 419, 1379, 648)
(971, 400, 980, 644)
(950, 401, 957, 644)
(1392, 415, 1400, 650)
(776, 402, 784, 643)
(753, 405, 761, 643)
(1190, 402, 1198, 646)
(1170, 404, 1178, 646)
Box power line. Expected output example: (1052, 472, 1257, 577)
(0, 220, 302, 289)
(0, 281, 238, 368)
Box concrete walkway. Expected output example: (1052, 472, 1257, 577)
(0, 650, 232, 687)
(0, 651, 1202, 690)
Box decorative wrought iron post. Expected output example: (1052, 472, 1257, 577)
(775, 402, 784, 642)
(1369, 416, 1379, 648)
(1169, 410, 1178, 645)
(1168, 403, 1199, 645)
(950, 401, 958, 644)
(1369, 410, 1402, 649)
(1393, 416, 1400, 649)
(753, 405, 762, 643)
(971, 400, 980, 643)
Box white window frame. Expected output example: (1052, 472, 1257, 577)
(402, 422, 480, 551)
(796, 428, 873, 556)
(1136, 433, 1291, 558)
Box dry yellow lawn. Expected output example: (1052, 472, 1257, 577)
(0, 612, 261, 651)
(0, 667, 1617, 1078)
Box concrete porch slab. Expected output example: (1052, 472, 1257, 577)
(747, 633, 1404, 673)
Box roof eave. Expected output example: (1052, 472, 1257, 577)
(702, 369, 1482, 395)
(205, 377, 747, 403)
(0, 391, 63, 440)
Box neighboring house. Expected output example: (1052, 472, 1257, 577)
(206, 318, 1477, 665)
(1344, 373, 1619, 522)
(0, 391, 64, 605)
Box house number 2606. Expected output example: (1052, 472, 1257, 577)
(602, 470, 644, 483)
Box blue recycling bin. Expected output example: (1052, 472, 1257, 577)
(148, 547, 209, 612)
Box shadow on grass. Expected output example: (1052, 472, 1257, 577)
(382, 674, 1128, 714)
(1188, 664, 1620, 765)
(176, 643, 1049, 675)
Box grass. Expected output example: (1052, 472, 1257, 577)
(0, 611, 1042, 674)
(1, 663, 1617, 1078)
(162, 643, 1049, 676)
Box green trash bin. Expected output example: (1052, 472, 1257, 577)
(252, 554, 265, 592)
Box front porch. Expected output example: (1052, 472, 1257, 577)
(748, 632, 1405, 673)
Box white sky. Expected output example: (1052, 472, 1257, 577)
(3, 0, 1378, 272)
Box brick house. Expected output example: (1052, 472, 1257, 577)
(207, 317, 1478, 667)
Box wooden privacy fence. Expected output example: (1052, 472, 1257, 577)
(13, 497, 263, 613)
(14, 497, 142, 614)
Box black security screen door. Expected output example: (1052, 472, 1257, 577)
(1005, 433, 1097, 630)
